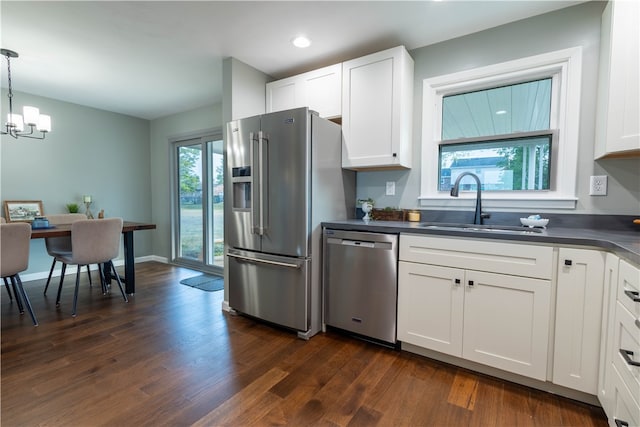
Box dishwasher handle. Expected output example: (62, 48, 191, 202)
(326, 236, 393, 250)
(341, 240, 376, 248)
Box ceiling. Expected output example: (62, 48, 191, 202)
(1, 1, 586, 120)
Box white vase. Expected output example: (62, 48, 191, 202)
(361, 202, 373, 221)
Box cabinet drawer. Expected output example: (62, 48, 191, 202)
(400, 234, 553, 280)
(618, 260, 640, 318)
(608, 364, 640, 427)
(612, 302, 640, 407)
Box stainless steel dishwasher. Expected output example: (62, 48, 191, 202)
(323, 229, 398, 345)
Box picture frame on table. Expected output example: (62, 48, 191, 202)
(3, 200, 44, 222)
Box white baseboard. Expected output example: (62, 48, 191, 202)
(18, 255, 169, 283)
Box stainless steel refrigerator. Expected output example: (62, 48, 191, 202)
(225, 107, 355, 339)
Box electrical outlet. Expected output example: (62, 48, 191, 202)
(589, 175, 608, 196)
(386, 181, 395, 196)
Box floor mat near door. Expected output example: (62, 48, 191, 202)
(179, 275, 224, 292)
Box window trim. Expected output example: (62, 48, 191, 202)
(420, 47, 582, 210)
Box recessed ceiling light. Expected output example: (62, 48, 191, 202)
(496, 110, 508, 115)
(292, 36, 311, 48)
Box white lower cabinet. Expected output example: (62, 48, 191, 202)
(398, 262, 464, 356)
(462, 270, 550, 380)
(553, 248, 606, 394)
(602, 259, 640, 427)
(398, 234, 552, 381)
(598, 252, 620, 416)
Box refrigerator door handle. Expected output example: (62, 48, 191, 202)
(257, 131, 268, 235)
(250, 131, 260, 235)
(228, 252, 301, 269)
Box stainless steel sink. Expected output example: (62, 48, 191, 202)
(418, 222, 543, 234)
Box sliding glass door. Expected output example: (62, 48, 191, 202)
(172, 132, 224, 273)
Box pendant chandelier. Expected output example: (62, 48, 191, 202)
(1, 48, 51, 139)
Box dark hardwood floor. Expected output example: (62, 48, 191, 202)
(2, 262, 607, 426)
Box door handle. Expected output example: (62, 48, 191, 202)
(468, 280, 474, 287)
(624, 289, 640, 303)
(227, 252, 300, 269)
(615, 419, 629, 427)
(619, 349, 640, 367)
(257, 131, 266, 235)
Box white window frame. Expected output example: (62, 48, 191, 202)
(420, 47, 582, 210)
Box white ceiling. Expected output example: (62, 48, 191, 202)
(1, 1, 586, 120)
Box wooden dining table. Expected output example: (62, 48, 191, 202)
(30, 221, 156, 294)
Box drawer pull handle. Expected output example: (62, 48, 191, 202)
(615, 419, 629, 427)
(468, 280, 474, 287)
(624, 290, 640, 303)
(619, 349, 640, 367)
(564, 259, 572, 266)
(454, 279, 461, 284)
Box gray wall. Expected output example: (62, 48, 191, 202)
(357, 1, 640, 215)
(0, 90, 152, 276)
(149, 104, 223, 262)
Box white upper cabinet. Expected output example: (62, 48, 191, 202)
(341, 46, 414, 170)
(594, 0, 640, 159)
(265, 63, 342, 119)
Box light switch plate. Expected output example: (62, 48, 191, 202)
(386, 181, 395, 196)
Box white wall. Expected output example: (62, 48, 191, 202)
(0, 90, 152, 275)
(357, 1, 640, 215)
(149, 104, 223, 262)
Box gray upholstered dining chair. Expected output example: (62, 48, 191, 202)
(43, 213, 92, 295)
(1, 216, 14, 300)
(1, 222, 38, 325)
(54, 217, 128, 317)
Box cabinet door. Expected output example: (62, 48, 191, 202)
(595, 0, 640, 158)
(266, 64, 341, 118)
(302, 64, 341, 118)
(342, 46, 413, 170)
(398, 261, 464, 356)
(553, 248, 605, 393)
(599, 253, 619, 415)
(462, 270, 551, 381)
(266, 79, 300, 113)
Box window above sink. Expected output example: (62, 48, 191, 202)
(420, 47, 583, 210)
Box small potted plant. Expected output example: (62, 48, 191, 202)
(372, 206, 406, 221)
(66, 203, 79, 213)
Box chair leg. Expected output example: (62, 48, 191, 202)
(3, 277, 13, 300)
(44, 258, 57, 295)
(56, 263, 67, 306)
(12, 275, 38, 326)
(109, 261, 128, 303)
(86, 265, 92, 286)
(98, 266, 107, 295)
(10, 277, 24, 313)
(72, 266, 81, 317)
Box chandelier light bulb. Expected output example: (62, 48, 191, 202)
(37, 114, 51, 132)
(7, 113, 24, 131)
(23, 106, 40, 125)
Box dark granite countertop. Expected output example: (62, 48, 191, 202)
(322, 219, 640, 266)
